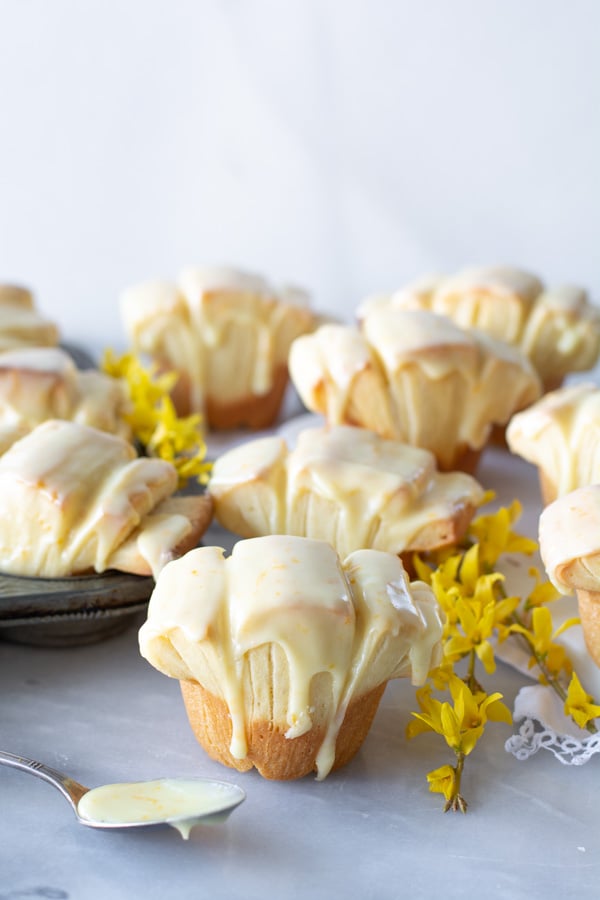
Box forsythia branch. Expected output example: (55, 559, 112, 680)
(409, 500, 600, 812)
(101, 350, 212, 488)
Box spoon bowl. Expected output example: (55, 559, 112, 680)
(0, 750, 245, 838)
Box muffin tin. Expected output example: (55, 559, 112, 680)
(0, 570, 154, 647)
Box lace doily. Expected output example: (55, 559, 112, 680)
(505, 684, 600, 765)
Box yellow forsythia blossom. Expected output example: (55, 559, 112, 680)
(409, 501, 600, 811)
(468, 500, 538, 569)
(563, 673, 600, 730)
(101, 350, 212, 487)
(509, 606, 578, 680)
(426, 765, 457, 804)
(407, 676, 511, 756)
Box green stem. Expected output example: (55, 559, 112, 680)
(444, 752, 467, 814)
(464, 649, 483, 695)
(510, 611, 568, 699)
(509, 610, 597, 735)
(484, 564, 598, 737)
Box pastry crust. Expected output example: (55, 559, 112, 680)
(180, 677, 386, 780)
(106, 495, 214, 577)
(575, 590, 600, 668)
(205, 364, 290, 430)
(539, 485, 600, 667)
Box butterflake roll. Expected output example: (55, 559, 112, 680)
(506, 383, 600, 504)
(357, 266, 600, 392)
(288, 309, 541, 473)
(0, 346, 132, 453)
(120, 266, 315, 430)
(0, 284, 59, 351)
(539, 485, 600, 668)
(208, 424, 485, 558)
(0, 419, 213, 578)
(139, 535, 443, 780)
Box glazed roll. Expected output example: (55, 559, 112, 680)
(121, 267, 315, 430)
(139, 535, 443, 780)
(289, 309, 541, 472)
(208, 424, 485, 559)
(507, 383, 600, 504)
(540, 485, 600, 668)
(0, 346, 132, 452)
(0, 419, 213, 578)
(0, 284, 59, 351)
(357, 266, 600, 392)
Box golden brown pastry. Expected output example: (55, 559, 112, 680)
(0, 346, 131, 451)
(0, 284, 59, 351)
(138, 534, 442, 780)
(506, 383, 600, 504)
(357, 266, 600, 392)
(288, 309, 541, 472)
(208, 424, 485, 559)
(539, 485, 600, 668)
(0, 419, 213, 578)
(120, 267, 314, 430)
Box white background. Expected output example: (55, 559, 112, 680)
(1, 0, 599, 350)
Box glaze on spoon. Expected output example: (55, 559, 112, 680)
(0, 751, 245, 838)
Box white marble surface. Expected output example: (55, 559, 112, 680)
(2, 444, 600, 899)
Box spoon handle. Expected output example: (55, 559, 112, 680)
(0, 750, 88, 811)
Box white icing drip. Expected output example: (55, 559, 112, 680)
(289, 324, 376, 425)
(288, 314, 540, 466)
(209, 425, 485, 557)
(139, 535, 443, 780)
(507, 383, 600, 498)
(0, 346, 131, 441)
(0, 419, 179, 577)
(355, 266, 600, 386)
(121, 268, 313, 413)
(539, 485, 600, 595)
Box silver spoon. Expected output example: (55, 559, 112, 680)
(0, 750, 245, 838)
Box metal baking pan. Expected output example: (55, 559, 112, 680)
(0, 570, 154, 647)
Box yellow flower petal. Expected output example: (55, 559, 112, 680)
(440, 702, 462, 750)
(553, 617, 581, 639)
(475, 640, 496, 674)
(564, 672, 600, 729)
(426, 765, 457, 803)
(101, 350, 211, 488)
